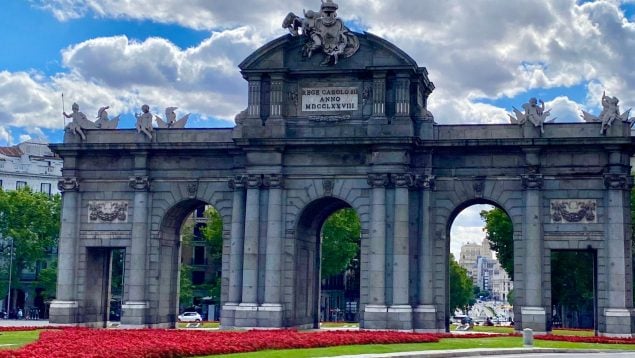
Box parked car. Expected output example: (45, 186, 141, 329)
(178, 311, 202, 322)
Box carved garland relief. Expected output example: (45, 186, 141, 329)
(88, 201, 128, 223)
(550, 199, 597, 223)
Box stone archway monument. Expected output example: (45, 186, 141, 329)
(50, 1, 635, 336)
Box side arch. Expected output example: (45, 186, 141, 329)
(145, 180, 234, 326)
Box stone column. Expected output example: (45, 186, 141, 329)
(520, 171, 546, 331)
(414, 175, 437, 331)
(247, 78, 261, 118)
(240, 175, 262, 305)
(49, 176, 80, 324)
(122, 173, 151, 326)
(222, 175, 247, 328)
(602, 150, 633, 335)
(269, 78, 284, 118)
(372, 73, 386, 118)
(261, 174, 284, 326)
(225, 176, 247, 305)
(395, 75, 410, 117)
(235, 175, 262, 327)
(388, 173, 413, 329)
(362, 174, 389, 328)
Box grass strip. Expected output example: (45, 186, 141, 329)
(207, 336, 635, 358)
(0, 330, 41, 349)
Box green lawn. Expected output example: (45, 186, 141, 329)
(207, 336, 635, 358)
(177, 321, 221, 329)
(459, 325, 595, 337)
(0, 331, 41, 349)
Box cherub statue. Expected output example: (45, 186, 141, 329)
(155, 107, 190, 128)
(94, 106, 120, 129)
(508, 97, 551, 134)
(135, 104, 154, 139)
(63, 102, 95, 140)
(581, 92, 632, 134)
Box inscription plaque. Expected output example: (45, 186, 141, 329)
(301, 87, 358, 112)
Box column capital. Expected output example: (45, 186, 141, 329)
(263, 174, 284, 189)
(246, 174, 263, 189)
(129, 176, 150, 191)
(415, 174, 435, 190)
(57, 177, 79, 192)
(367, 173, 390, 188)
(228, 175, 247, 190)
(391, 173, 414, 188)
(521, 173, 543, 190)
(604, 173, 632, 190)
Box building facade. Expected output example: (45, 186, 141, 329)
(0, 139, 62, 318)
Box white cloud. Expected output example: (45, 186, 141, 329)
(6, 0, 635, 129)
(0, 126, 10, 146)
(19, 134, 32, 143)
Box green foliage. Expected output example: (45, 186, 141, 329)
(551, 251, 594, 314)
(320, 208, 361, 279)
(200, 207, 223, 261)
(179, 264, 194, 307)
(449, 254, 474, 313)
(0, 188, 60, 295)
(480, 208, 514, 280)
(507, 288, 515, 306)
(38, 261, 57, 300)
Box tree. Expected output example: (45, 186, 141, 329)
(480, 208, 514, 279)
(0, 187, 60, 298)
(449, 254, 474, 313)
(320, 208, 361, 279)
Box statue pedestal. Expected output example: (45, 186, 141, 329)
(120, 301, 148, 327)
(48, 300, 78, 324)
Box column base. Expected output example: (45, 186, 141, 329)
(413, 305, 438, 331)
(602, 308, 633, 337)
(48, 300, 79, 324)
(361, 304, 388, 329)
(121, 301, 149, 326)
(257, 303, 283, 327)
(387, 305, 413, 330)
(234, 303, 259, 327)
(520, 306, 547, 333)
(220, 302, 239, 328)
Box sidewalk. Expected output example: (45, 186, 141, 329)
(0, 319, 54, 327)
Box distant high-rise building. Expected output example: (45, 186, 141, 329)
(458, 240, 513, 302)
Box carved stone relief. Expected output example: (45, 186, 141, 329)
(550, 200, 597, 223)
(88, 201, 128, 223)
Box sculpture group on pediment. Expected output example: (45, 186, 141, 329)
(283, 0, 359, 65)
(508, 97, 552, 133)
(95, 106, 120, 129)
(581, 92, 633, 134)
(63, 103, 122, 140)
(156, 107, 190, 129)
(135, 104, 155, 139)
(63, 102, 92, 140)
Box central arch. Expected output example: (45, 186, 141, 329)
(294, 197, 356, 328)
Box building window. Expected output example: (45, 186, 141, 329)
(0, 179, 3, 189)
(41, 183, 51, 195)
(193, 245, 206, 265)
(16, 181, 27, 190)
(192, 270, 205, 285)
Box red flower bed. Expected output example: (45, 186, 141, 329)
(536, 334, 635, 345)
(0, 328, 507, 358)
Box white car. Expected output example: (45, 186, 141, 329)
(178, 311, 203, 322)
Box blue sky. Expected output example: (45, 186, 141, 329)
(1, 0, 634, 253)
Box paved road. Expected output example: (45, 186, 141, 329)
(0, 319, 53, 327)
(488, 354, 635, 358)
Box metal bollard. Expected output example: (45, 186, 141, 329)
(523, 328, 534, 347)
